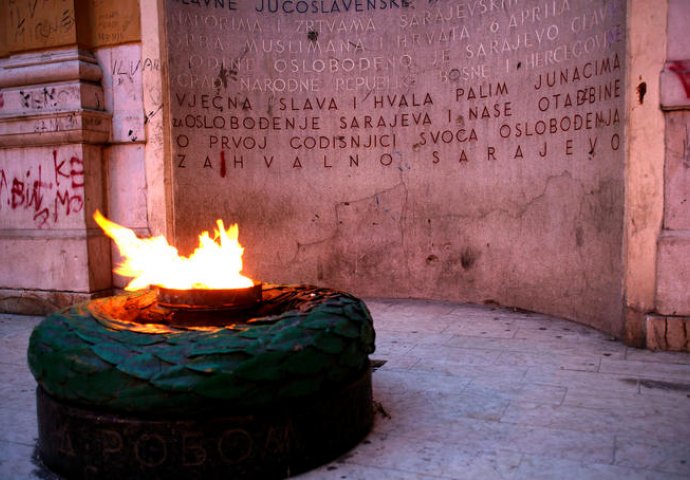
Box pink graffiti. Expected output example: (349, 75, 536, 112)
(0, 91, 4, 109)
(0, 150, 84, 228)
(669, 61, 690, 98)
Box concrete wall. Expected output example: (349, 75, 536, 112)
(163, 0, 628, 335)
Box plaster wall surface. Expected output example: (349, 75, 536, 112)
(164, 0, 628, 333)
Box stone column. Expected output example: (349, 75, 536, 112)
(0, 1, 113, 313)
(646, 0, 690, 351)
(623, 0, 668, 347)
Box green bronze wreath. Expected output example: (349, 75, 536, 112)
(28, 285, 375, 415)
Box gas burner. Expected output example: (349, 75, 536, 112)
(29, 284, 376, 479)
(156, 281, 263, 312)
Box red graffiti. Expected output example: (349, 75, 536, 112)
(0, 91, 4, 109)
(53, 150, 84, 188)
(669, 61, 690, 98)
(0, 150, 84, 228)
(1, 165, 50, 227)
(220, 150, 227, 178)
(54, 189, 83, 223)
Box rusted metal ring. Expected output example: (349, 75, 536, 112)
(156, 281, 263, 311)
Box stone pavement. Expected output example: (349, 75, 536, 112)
(1, 299, 690, 479)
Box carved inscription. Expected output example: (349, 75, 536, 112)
(165, 0, 627, 312)
(86, 0, 141, 46)
(5, 0, 76, 51)
(57, 423, 300, 470)
(2, 0, 142, 51)
(166, 0, 625, 178)
(151, 0, 633, 331)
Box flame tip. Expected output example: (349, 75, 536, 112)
(94, 211, 253, 291)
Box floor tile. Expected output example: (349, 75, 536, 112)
(599, 358, 690, 379)
(1, 301, 688, 480)
(514, 454, 687, 480)
(614, 436, 690, 477)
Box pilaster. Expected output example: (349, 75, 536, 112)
(0, 47, 113, 314)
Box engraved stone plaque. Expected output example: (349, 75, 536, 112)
(164, 0, 626, 328)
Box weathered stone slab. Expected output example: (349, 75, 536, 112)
(661, 62, 690, 110)
(0, 235, 111, 292)
(164, 0, 627, 331)
(0, 144, 111, 308)
(95, 44, 148, 144)
(663, 111, 690, 230)
(656, 231, 690, 316)
(0, 48, 111, 146)
(2, 0, 77, 52)
(646, 314, 690, 352)
(667, 0, 690, 61)
(104, 144, 149, 289)
(0, 288, 107, 315)
(105, 145, 148, 229)
(79, 0, 141, 47)
(0, 0, 141, 54)
(0, 145, 102, 230)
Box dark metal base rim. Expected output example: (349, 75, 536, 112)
(36, 368, 373, 480)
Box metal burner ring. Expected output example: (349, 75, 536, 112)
(156, 282, 263, 311)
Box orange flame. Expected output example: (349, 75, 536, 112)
(93, 210, 254, 291)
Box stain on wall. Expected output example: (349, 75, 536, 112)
(669, 60, 690, 98)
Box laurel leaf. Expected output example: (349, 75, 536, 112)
(28, 285, 376, 414)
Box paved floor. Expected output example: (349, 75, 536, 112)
(1, 299, 690, 479)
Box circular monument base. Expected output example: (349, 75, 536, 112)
(36, 368, 373, 480)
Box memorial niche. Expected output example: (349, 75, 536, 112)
(165, 0, 627, 329)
